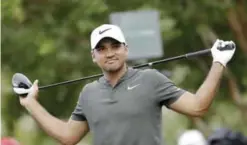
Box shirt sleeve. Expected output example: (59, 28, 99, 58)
(71, 89, 87, 121)
(152, 69, 186, 108)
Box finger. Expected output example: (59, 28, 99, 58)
(219, 41, 226, 47)
(213, 40, 224, 50)
(224, 41, 235, 49)
(230, 41, 236, 49)
(216, 39, 223, 44)
(225, 41, 231, 44)
(33, 79, 39, 85)
(32, 80, 39, 90)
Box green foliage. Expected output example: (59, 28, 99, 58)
(2, 0, 247, 144)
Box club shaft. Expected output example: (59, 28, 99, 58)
(38, 49, 211, 90)
(39, 74, 103, 90)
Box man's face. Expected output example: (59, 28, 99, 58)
(92, 38, 128, 73)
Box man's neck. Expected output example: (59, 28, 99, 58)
(104, 64, 127, 87)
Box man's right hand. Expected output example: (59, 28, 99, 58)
(18, 79, 89, 144)
(19, 80, 39, 107)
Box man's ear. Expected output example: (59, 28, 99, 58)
(124, 44, 129, 55)
(91, 50, 96, 63)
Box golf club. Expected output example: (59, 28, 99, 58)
(12, 44, 235, 96)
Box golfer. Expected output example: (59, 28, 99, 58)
(19, 24, 235, 145)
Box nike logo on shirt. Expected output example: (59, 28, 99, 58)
(127, 84, 140, 90)
(99, 28, 111, 34)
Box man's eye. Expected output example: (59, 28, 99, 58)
(97, 47, 104, 51)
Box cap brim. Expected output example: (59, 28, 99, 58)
(94, 37, 122, 49)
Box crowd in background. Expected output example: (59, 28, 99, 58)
(178, 128, 247, 145)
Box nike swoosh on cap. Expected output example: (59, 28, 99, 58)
(99, 28, 112, 34)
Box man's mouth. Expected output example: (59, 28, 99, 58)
(106, 59, 117, 64)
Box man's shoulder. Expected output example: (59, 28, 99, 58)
(129, 68, 161, 84)
(135, 68, 170, 84)
(137, 68, 160, 77)
(77, 80, 100, 101)
(81, 80, 100, 92)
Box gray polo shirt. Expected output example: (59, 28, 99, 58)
(71, 68, 185, 145)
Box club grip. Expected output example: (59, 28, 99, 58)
(218, 43, 235, 51)
(186, 43, 235, 58)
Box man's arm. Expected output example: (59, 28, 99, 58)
(20, 81, 89, 145)
(169, 62, 224, 117)
(169, 39, 235, 117)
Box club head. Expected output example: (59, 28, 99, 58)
(12, 73, 32, 96)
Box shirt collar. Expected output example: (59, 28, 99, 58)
(98, 67, 137, 87)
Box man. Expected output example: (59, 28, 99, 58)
(19, 24, 236, 145)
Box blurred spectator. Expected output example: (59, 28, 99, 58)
(207, 128, 247, 145)
(1, 137, 20, 145)
(177, 129, 208, 145)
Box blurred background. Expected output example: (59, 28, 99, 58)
(1, 0, 247, 145)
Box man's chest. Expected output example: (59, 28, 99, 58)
(81, 80, 156, 126)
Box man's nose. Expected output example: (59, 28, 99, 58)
(106, 48, 115, 57)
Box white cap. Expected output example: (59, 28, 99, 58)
(177, 130, 208, 145)
(90, 24, 126, 49)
